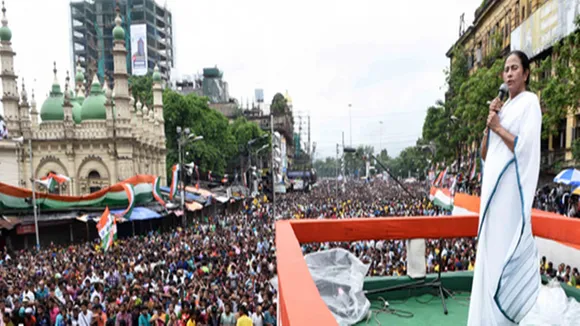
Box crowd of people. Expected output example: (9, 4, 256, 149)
(0, 179, 577, 326)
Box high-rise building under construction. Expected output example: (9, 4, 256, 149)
(70, 0, 174, 82)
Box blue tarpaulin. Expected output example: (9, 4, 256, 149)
(159, 186, 205, 202)
(110, 207, 161, 221)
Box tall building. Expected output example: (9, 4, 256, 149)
(447, 0, 580, 173)
(70, 0, 174, 82)
(0, 5, 167, 194)
(202, 67, 230, 104)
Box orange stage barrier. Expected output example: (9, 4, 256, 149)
(276, 214, 580, 325)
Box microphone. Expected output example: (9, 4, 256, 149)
(498, 83, 508, 102)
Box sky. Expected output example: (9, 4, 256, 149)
(2, 0, 481, 159)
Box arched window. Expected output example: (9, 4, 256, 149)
(88, 170, 101, 179)
(88, 170, 102, 193)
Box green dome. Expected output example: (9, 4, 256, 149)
(0, 26, 11, 42)
(113, 25, 124, 41)
(152, 66, 162, 82)
(80, 77, 106, 120)
(40, 83, 64, 121)
(72, 99, 82, 124)
(75, 71, 84, 83)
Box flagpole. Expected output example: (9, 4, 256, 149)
(29, 138, 40, 249)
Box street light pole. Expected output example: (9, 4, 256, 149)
(270, 114, 276, 219)
(177, 127, 185, 226)
(379, 121, 383, 155)
(29, 138, 39, 248)
(348, 104, 352, 147)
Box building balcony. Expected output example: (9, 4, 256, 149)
(541, 148, 567, 174)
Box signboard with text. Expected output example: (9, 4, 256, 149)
(511, 0, 580, 59)
(16, 224, 35, 235)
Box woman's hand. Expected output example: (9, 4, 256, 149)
(489, 98, 503, 113)
(487, 111, 501, 132)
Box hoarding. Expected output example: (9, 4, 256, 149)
(130, 24, 148, 76)
(511, 0, 580, 59)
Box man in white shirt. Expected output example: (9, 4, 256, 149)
(251, 305, 264, 326)
(77, 302, 93, 326)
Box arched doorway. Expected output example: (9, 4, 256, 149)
(88, 170, 102, 193)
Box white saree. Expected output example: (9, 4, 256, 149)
(468, 91, 542, 325)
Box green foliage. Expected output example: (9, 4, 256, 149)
(270, 93, 288, 116)
(163, 90, 237, 176)
(386, 145, 431, 179)
(573, 138, 580, 161)
(129, 74, 153, 109)
(313, 157, 338, 178)
(343, 145, 374, 176)
(128, 75, 266, 178)
(533, 25, 580, 138)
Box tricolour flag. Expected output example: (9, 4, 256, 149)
(434, 167, 448, 187)
(48, 173, 71, 184)
(469, 160, 477, 180)
(36, 173, 70, 192)
(169, 164, 180, 200)
(36, 177, 57, 192)
(97, 207, 116, 251)
(115, 183, 135, 219)
(152, 176, 166, 206)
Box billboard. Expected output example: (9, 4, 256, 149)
(130, 24, 148, 76)
(511, 0, 580, 59)
(255, 89, 264, 103)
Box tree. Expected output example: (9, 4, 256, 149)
(313, 157, 338, 178)
(573, 138, 580, 161)
(270, 93, 288, 116)
(163, 90, 237, 177)
(386, 145, 431, 180)
(533, 17, 580, 138)
(129, 74, 153, 109)
(127, 75, 268, 180)
(228, 117, 268, 172)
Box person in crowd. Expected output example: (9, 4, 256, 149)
(0, 178, 574, 326)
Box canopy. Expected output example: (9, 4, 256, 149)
(554, 168, 580, 186)
(159, 186, 205, 203)
(111, 207, 161, 221)
(186, 202, 203, 212)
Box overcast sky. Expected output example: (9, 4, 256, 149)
(2, 0, 480, 159)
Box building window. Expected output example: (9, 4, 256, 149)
(88, 170, 101, 193)
(522, 5, 526, 21)
(468, 52, 474, 69)
(515, 1, 520, 25)
(476, 44, 482, 64)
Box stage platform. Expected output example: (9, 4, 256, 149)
(357, 271, 580, 325)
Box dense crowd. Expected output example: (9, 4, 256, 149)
(0, 179, 577, 326)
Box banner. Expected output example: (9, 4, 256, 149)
(511, 0, 580, 59)
(130, 24, 148, 76)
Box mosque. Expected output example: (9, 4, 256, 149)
(0, 4, 167, 195)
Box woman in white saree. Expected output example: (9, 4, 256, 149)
(467, 51, 542, 325)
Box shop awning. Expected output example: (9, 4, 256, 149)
(111, 207, 161, 221)
(186, 202, 203, 212)
(0, 216, 19, 230)
(159, 186, 205, 203)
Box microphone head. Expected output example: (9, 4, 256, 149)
(499, 83, 509, 101)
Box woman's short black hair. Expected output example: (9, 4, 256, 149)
(506, 50, 531, 86)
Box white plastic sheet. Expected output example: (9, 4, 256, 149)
(520, 279, 580, 325)
(305, 248, 370, 326)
